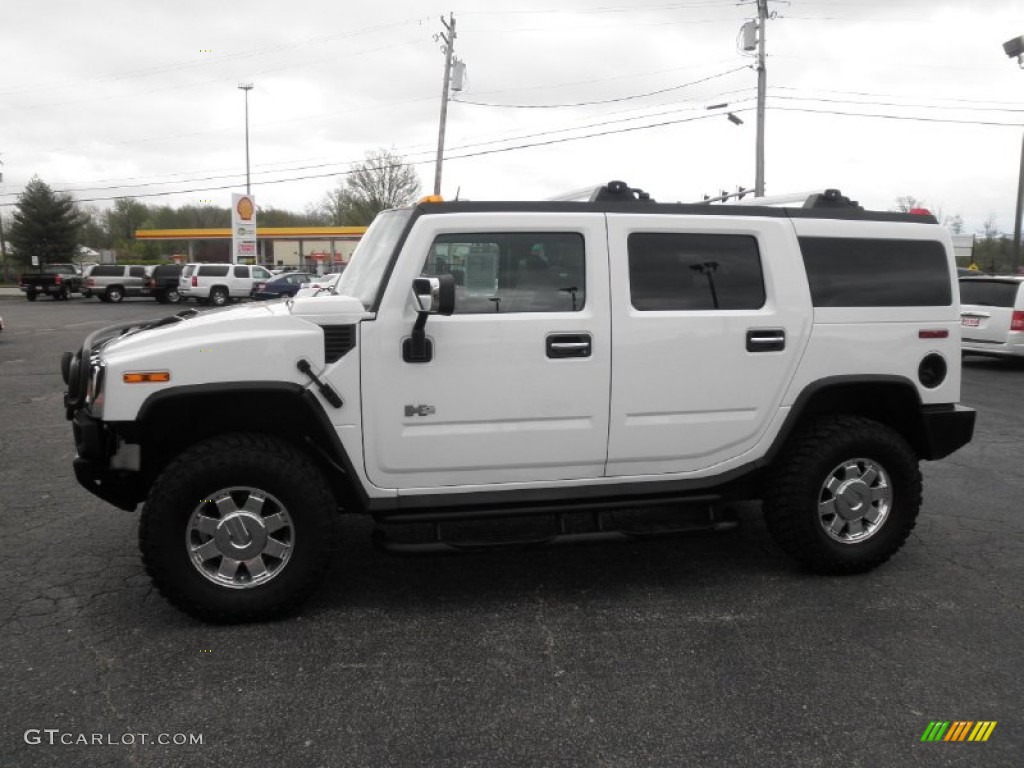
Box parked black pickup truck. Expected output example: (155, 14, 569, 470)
(19, 263, 84, 301)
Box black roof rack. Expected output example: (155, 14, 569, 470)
(590, 180, 655, 203)
(803, 189, 863, 210)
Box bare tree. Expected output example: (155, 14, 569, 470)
(893, 195, 925, 213)
(944, 213, 964, 235)
(321, 148, 421, 226)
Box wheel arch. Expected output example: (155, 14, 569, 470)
(773, 376, 931, 461)
(134, 383, 364, 512)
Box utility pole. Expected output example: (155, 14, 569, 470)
(755, 0, 768, 197)
(434, 13, 456, 196)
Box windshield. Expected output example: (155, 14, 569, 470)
(335, 209, 413, 311)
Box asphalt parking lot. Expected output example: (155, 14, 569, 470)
(0, 294, 1020, 767)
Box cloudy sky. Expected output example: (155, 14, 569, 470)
(2, 0, 1022, 234)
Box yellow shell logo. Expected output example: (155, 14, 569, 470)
(236, 196, 254, 221)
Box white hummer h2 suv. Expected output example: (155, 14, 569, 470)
(62, 182, 976, 622)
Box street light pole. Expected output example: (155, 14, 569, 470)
(1014, 132, 1024, 274)
(238, 83, 254, 195)
(1003, 36, 1024, 272)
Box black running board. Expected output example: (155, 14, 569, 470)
(372, 503, 739, 556)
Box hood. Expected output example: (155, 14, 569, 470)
(99, 294, 367, 358)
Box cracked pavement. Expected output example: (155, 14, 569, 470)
(0, 297, 1020, 767)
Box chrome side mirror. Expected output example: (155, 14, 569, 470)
(412, 275, 455, 315)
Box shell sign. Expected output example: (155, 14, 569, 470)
(231, 193, 257, 263)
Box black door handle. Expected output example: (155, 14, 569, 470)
(547, 333, 592, 358)
(746, 329, 785, 352)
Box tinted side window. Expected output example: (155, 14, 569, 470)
(422, 233, 586, 314)
(799, 237, 951, 307)
(129, 266, 146, 278)
(233, 266, 249, 278)
(153, 265, 182, 279)
(958, 280, 1021, 308)
(90, 265, 124, 277)
(628, 233, 765, 311)
(200, 265, 230, 277)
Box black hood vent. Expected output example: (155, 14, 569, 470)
(322, 325, 356, 363)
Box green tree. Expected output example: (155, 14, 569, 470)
(105, 197, 152, 243)
(8, 177, 88, 266)
(79, 205, 113, 250)
(320, 148, 421, 226)
(974, 214, 1013, 273)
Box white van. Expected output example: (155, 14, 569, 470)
(178, 263, 274, 306)
(959, 276, 1024, 358)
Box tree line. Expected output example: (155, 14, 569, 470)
(1, 148, 420, 269)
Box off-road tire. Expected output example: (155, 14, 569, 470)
(763, 415, 921, 575)
(140, 433, 339, 623)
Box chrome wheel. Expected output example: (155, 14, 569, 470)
(186, 487, 294, 589)
(817, 458, 892, 544)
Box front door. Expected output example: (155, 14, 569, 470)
(361, 213, 611, 491)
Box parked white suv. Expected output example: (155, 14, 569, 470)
(179, 263, 273, 306)
(959, 275, 1024, 357)
(62, 182, 975, 622)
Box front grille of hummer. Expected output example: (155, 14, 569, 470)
(322, 325, 356, 363)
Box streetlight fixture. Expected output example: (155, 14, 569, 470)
(238, 83, 254, 195)
(707, 103, 745, 126)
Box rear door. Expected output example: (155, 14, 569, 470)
(180, 265, 197, 295)
(959, 278, 1023, 342)
(605, 214, 810, 476)
(361, 212, 611, 491)
(231, 265, 251, 296)
(127, 265, 148, 295)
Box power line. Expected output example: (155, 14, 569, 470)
(771, 94, 1024, 114)
(770, 106, 1023, 127)
(0, 17, 431, 98)
(456, 2, 754, 14)
(0, 108, 755, 207)
(772, 85, 1024, 109)
(452, 66, 747, 108)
